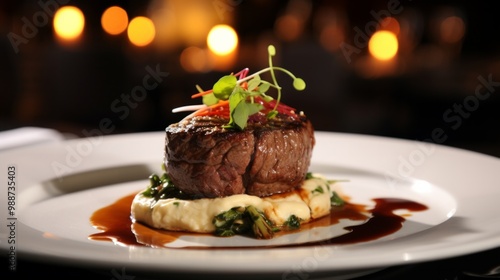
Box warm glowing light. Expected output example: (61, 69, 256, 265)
(207, 24, 238, 56)
(127, 16, 156, 47)
(440, 16, 465, 44)
(379, 17, 400, 35)
(369, 30, 399, 61)
(53, 6, 85, 41)
(180, 47, 211, 73)
(101, 6, 128, 35)
(150, 0, 226, 51)
(275, 14, 303, 42)
(319, 23, 344, 52)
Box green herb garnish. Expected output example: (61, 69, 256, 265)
(212, 205, 278, 239)
(142, 172, 189, 207)
(246, 205, 278, 239)
(172, 45, 306, 130)
(304, 173, 347, 207)
(330, 191, 345, 207)
(284, 215, 302, 230)
(312, 186, 325, 194)
(213, 206, 251, 237)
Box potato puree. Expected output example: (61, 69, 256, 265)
(131, 175, 336, 233)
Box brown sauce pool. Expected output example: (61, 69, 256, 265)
(89, 193, 428, 248)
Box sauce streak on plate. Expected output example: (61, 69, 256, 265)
(89, 193, 427, 248)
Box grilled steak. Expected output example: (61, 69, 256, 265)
(164, 113, 315, 198)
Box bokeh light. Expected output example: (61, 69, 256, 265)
(369, 30, 399, 61)
(440, 16, 465, 44)
(275, 14, 303, 42)
(319, 23, 345, 52)
(180, 47, 211, 73)
(127, 16, 156, 47)
(207, 24, 238, 56)
(53, 6, 85, 41)
(379, 17, 401, 35)
(101, 6, 128, 35)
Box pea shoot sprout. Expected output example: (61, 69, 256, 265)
(172, 45, 306, 130)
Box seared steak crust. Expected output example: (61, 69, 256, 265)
(164, 114, 315, 198)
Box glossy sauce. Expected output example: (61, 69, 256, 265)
(89, 193, 428, 248)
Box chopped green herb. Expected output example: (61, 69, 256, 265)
(284, 215, 301, 230)
(327, 179, 350, 184)
(213, 206, 250, 237)
(141, 173, 162, 197)
(312, 186, 324, 194)
(141, 172, 190, 207)
(330, 191, 345, 207)
(247, 205, 277, 239)
(212, 205, 278, 239)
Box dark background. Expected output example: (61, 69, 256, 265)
(1, 0, 499, 157)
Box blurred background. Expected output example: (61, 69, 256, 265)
(1, 0, 499, 156)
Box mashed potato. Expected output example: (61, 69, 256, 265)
(131, 174, 337, 234)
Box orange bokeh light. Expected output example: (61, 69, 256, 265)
(101, 6, 128, 35)
(180, 47, 211, 73)
(440, 16, 465, 44)
(127, 16, 156, 47)
(275, 14, 303, 42)
(379, 17, 400, 35)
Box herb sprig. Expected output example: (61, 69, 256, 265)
(172, 45, 306, 130)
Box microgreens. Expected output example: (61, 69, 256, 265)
(172, 45, 306, 130)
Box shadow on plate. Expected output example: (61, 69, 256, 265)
(42, 163, 155, 194)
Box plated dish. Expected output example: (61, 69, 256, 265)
(2, 131, 500, 279)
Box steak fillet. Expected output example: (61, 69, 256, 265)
(164, 113, 315, 198)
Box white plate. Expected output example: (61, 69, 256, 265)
(2, 131, 500, 279)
